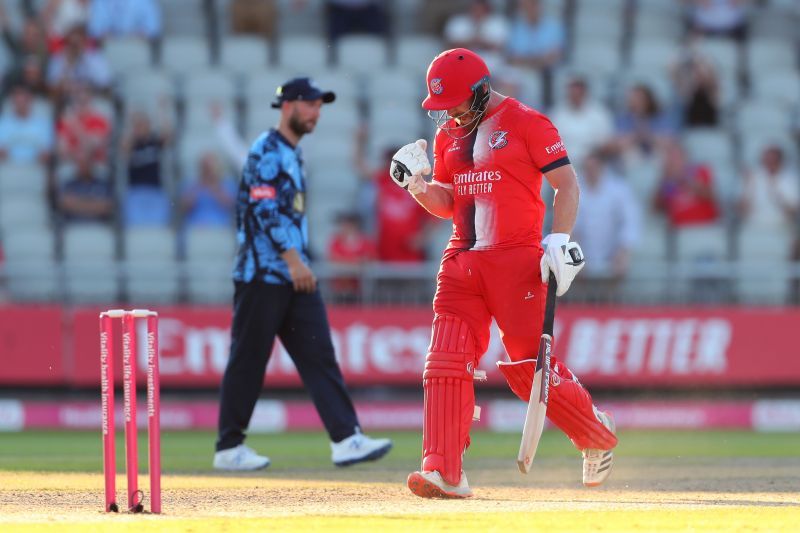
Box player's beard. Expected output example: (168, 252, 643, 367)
(288, 111, 316, 138)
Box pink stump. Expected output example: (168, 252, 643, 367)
(122, 312, 142, 512)
(100, 313, 117, 512)
(146, 313, 162, 514)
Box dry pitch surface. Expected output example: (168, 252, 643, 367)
(2, 458, 799, 531)
(0, 431, 798, 531)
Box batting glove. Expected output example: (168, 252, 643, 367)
(540, 233, 586, 297)
(390, 139, 431, 195)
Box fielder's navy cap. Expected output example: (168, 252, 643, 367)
(270, 77, 336, 108)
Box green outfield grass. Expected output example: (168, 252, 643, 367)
(1, 429, 798, 472)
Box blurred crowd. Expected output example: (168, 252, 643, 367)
(0, 0, 798, 305)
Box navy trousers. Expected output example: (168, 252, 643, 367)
(216, 281, 359, 451)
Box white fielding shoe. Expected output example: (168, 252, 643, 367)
(331, 430, 393, 467)
(582, 409, 616, 487)
(213, 444, 271, 471)
(407, 470, 473, 499)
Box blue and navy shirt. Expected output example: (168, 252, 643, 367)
(232, 129, 309, 284)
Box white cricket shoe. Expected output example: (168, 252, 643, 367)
(582, 409, 616, 487)
(331, 430, 393, 467)
(213, 444, 271, 471)
(407, 470, 473, 499)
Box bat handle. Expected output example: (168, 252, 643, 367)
(543, 272, 557, 337)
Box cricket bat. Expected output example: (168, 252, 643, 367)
(517, 271, 557, 474)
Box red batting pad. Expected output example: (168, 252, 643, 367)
(421, 315, 478, 486)
(497, 356, 618, 451)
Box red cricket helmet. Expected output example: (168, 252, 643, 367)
(422, 48, 491, 111)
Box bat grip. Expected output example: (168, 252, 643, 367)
(542, 272, 557, 337)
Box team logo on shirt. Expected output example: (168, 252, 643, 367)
(250, 185, 276, 200)
(430, 78, 443, 95)
(488, 130, 508, 150)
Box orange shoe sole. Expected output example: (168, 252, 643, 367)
(406, 472, 472, 499)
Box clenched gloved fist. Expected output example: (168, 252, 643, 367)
(540, 233, 585, 297)
(390, 139, 431, 195)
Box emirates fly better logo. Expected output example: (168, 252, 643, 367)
(489, 130, 508, 150)
(430, 78, 443, 95)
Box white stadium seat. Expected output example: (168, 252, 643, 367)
(121, 71, 177, 108)
(161, 36, 212, 74)
(63, 224, 119, 303)
(736, 228, 794, 304)
(336, 35, 389, 72)
(277, 36, 329, 70)
(124, 227, 180, 303)
(629, 41, 679, 74)
(395, 36, 443, 73)
(734, 99, 792, 138)
(751, 72, 800, 107)
(185, 227, 236, 303)
(746, 40, 798, 76)
(220, 36, 270, 74)
(0, 194, 50, 230)
(675, 224, 729, 263)
(183, 71, 238, 103)
(104, 38, 153, 74)
(683, 128, 734, 170)
(0, 163, 48, 196)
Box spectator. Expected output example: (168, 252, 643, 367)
(0, 9, 49, 93)
(737, 144, 799, 231)
(549, 75, 613, 166)
(671, 42, 720, 127)
(56, 83, 110, 162)
(10, 55, 49, 97)
(506, 0, 565, 70)
(41, 0, 91, 51)
(120, 107, 172, 227)
(57, 148, 114, 223)
(0, 83, 53, 165)
(46, 24, 112, 100)
(353, 129, 433, 262)
(324, 0, 388, 43)
(229, 0, 276, 39)
(612, 83, 675, 161)
(180, 152, 237, 228)
(87, 0, 161, 42)
(572, 151, 640, 298)
(210, 102, 248, 170)
(121, 106, 171, 189)
(443, 0, 509, 66)
(653, 139, 720, 226)
(685, 0, 751, 41)
(418, 0, 472, 36)
(327, 211, 375, 300)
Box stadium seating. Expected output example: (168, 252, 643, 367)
(1, 0, 799, 306)
(219, 36, 271, 74)
(124, 227, 180, 303)
(63, 224, 119, 303)
(104, 38, 153, 74)
(185, 226, 236, 303)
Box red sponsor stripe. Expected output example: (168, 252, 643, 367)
(250, 185, 276, 200)
(3, 304, 800, 387)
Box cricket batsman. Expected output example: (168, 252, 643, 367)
(390, 49, 618, 498)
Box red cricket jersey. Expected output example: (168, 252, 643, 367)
(432, 97, 570, 259)
(376, 170, 428, 262)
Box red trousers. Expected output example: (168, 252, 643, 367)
(434, 246, 546, 362)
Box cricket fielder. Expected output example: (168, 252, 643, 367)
(214, 77, 392, 470)
(391, 49, 618, 498)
